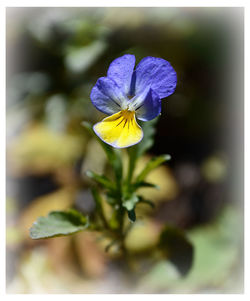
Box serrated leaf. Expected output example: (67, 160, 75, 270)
(86, 170, 115, 190)
(136, 154, 171, 183)
(30, 209, 89, 239)
(158, 226, 194, 276)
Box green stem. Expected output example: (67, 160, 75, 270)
(127, 160, 134, 185)
(99, 148, 134, 260)
(91, 187, 109, 229)
(126, 148, 137, 187)
(113, 148, 123, 190)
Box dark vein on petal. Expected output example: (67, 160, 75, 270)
(116, 118, 124, 127)
(135, 104, 143, 111)
(110, 114, 122, 122)
(123, 120, 128, 128)
(110, 99, 121, 108)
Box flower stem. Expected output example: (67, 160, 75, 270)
(126, 148, 136, 186)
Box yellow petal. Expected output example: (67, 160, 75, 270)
(93, 110, 143, 148)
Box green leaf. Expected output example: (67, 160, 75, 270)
(122, 194, 139, 222)
(30, 209, 89, 239)
(82, 121, 123, 184)
(127, 209, 136, 223)
(133, 181, 160, 190)
(138, 206, 241, 293)
(158, 226, 194, 276)
(137, 196, 155, 208)
(91, 187, 109, 228)
(122, 194, 139, 211)
(86, 170, 115, 190)
(136, 154, 171, 183)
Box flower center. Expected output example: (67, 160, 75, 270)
(120, 109, 135, 121)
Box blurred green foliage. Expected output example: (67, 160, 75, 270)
(137, 206, 242, 293)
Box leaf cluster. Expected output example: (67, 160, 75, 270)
(29, 118, 193, 276)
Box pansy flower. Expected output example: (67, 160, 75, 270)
(90, 54, 177, 148)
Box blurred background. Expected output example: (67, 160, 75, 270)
(6, 7, 244, 293)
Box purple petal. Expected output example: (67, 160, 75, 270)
(136, 89, 161, 121)
(90, 77, 126, 115)
(134, 56, 177, 99)
(107, 54, 136, 96)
